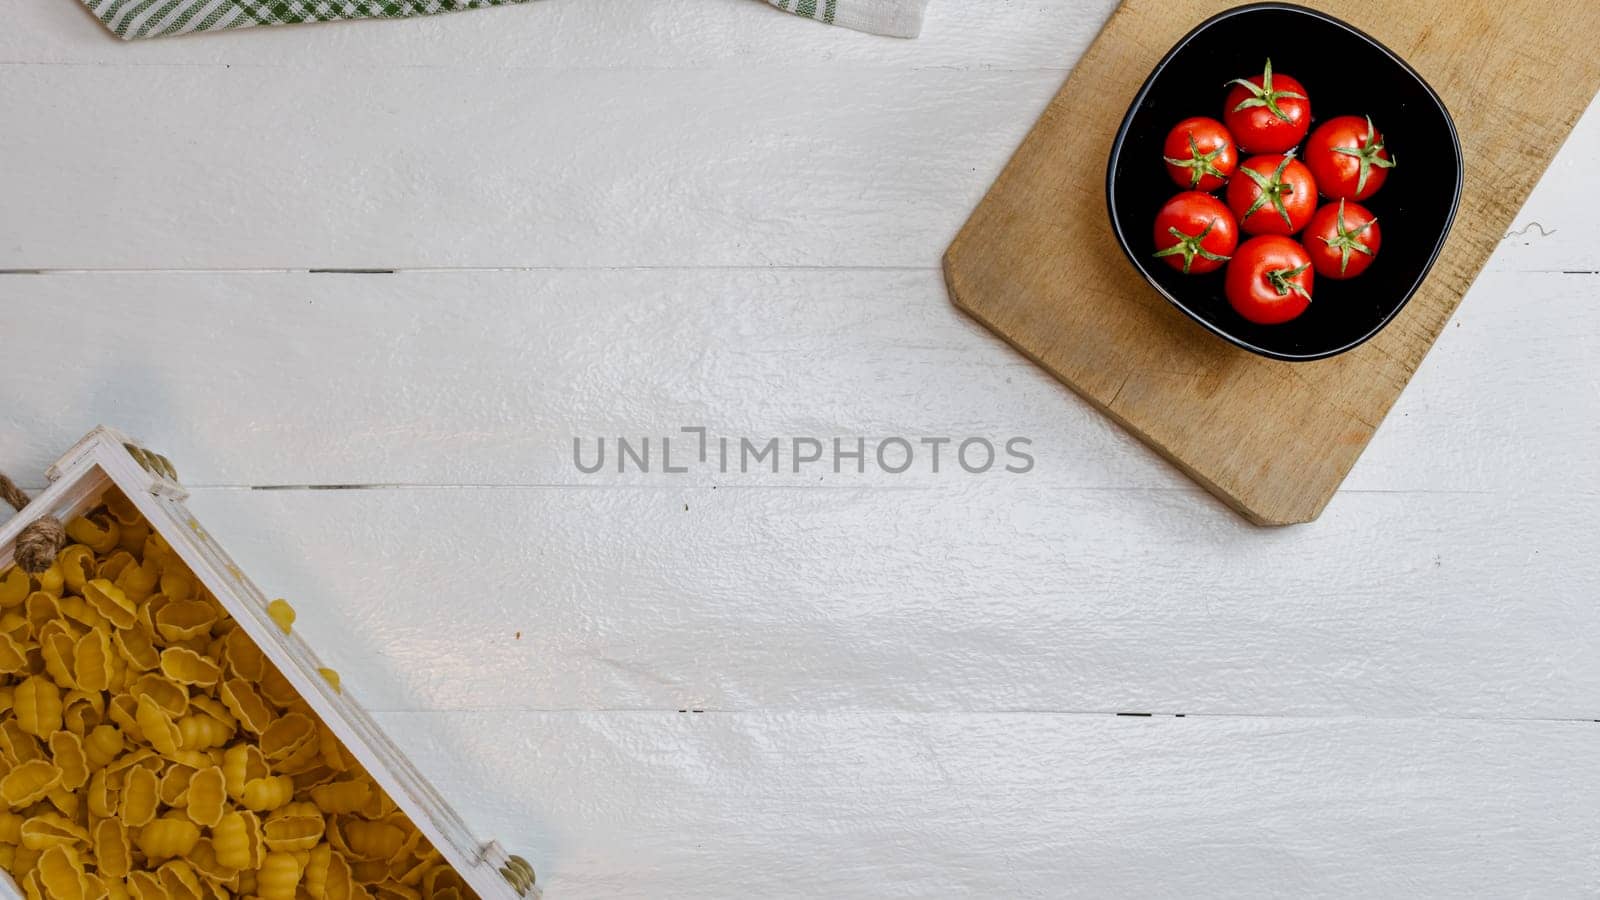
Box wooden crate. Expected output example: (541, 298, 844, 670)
(0, 427, 538, 900)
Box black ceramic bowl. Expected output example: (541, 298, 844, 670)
(1106, 2, 1462, 361)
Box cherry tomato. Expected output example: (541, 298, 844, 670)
(1225, 236, 1314, 325)
(1226, 154, 1317, 236)
(1162, 117, 1238, 192)
(1152, 191, 1238, 275)
(1223, 59, 1311, 154)
(1305, 115, 1395, 201)
(1305, 199, 1381, 280)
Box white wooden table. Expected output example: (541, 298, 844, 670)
(4, 2, 1599, 896)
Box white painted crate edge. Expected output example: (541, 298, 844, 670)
(0, 427, 538, 900)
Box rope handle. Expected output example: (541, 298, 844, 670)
(0, 472, 66, 574)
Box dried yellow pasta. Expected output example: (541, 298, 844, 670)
(0, 633, 28, 675)
(37, 843, 89, 900)
(343, 820, 407, 861)
(116, 558, 160, 605)
(134, 696, 182, 757)
(175, 713, 232, 751)
(2, 494, 479, 900)
(93, 819, 132, 879)
(82, 724, 124, 770)
(66, 514, 120, 555)
(158, 648, 221, 688)
(221, 627, 267, 681)
(84, 770, 116, 819)
(259, 712, 315, 764)
(318, 668, 342, 694)
(309, 780, 372, 815)
(125, 870, 164, 900)
(0, 720, 45, 765)
(47, 731, 89, 790)
(74, 628, 119, 693)
(112, 626, 161, 673)
(18, 812, 89, 850)
(239, 774, 296, 812)
(212, 809, 264, 871)
(153, 601, 215, 644)
(184, 767, 225, 828)
(158, 858, 204, 900)
(97, 551, 134, 584)
(221, 743, 268, 800)
(219, 679, 274, 735)
(1, 760, 61, 808)
(60, 690, 104, 736)
(14, 677, 63, 739)
(263, 814, 325, 853)
(136, 816, 201, 861)
(32, 562, 64, 599)
(83, 580, 138, 631)
(159, 764, 195, 808)
(119, 765, 159, 827)
(39, 627, 80, 691)
(266, 599, 295, 635)
(257, 665, 302, 710)
(257, 851, 304, 900)
(0, 567, 29, 609)
(131, 674, 188, 720)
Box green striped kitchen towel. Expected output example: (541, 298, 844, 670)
(83, 0, 929, 40)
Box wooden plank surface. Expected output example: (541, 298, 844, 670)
(4, 0, 1600, 896)
(381, 711, 1600, 898)
(944, 0, 1600, 525)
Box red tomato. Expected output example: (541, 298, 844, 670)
(1225, 236, 1314, 325)
(1162, 117, 1238, 192)
(1305, 115, 1395, 201)
(1223, 59, 1312, 153)
(1305, 199, 1381, 279)
(1152, 191, 1238, 275)
(1226, 154, 1317, 236)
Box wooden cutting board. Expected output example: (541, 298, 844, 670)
(945, 0, 1600, 525)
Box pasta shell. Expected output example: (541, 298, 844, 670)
(0, 566, 31, 609)
(83, 580, 138, 632)
(18, 812, 89, 850)
(219, 679, 274, 735)
(12, 677, 63, 739)
(262, 814, 325, 853)
(158, 648, 220, 688)
(221, 744, 268, 800)
(221, 629, 266, 682)
(0, 632, 30, 674)
(130, 674, 188, 719)
(65, 514, 119, 555)
(239, 775, 296, 813)
(94, 819, 133, 879)
(82, 724, 124, 771)
(211, 810, 264, 871)
(112, 627, 161, 673)
(36, 844, 89, 900)
(175, 714, 232, 752)
(184, 767, 225, 828)
(136, 817, 201, 861)
(259, 713, 316, 764)
(118, 765, 158, 827)
(0, 763, 56, 816)
(256, 852, 305, 900)
(73, 629, 118, 693)
(46, 732, 89, 791)
(134, 696, 182, 758)
(309, 781, 371, 816)
(153, 602, 215, 644)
